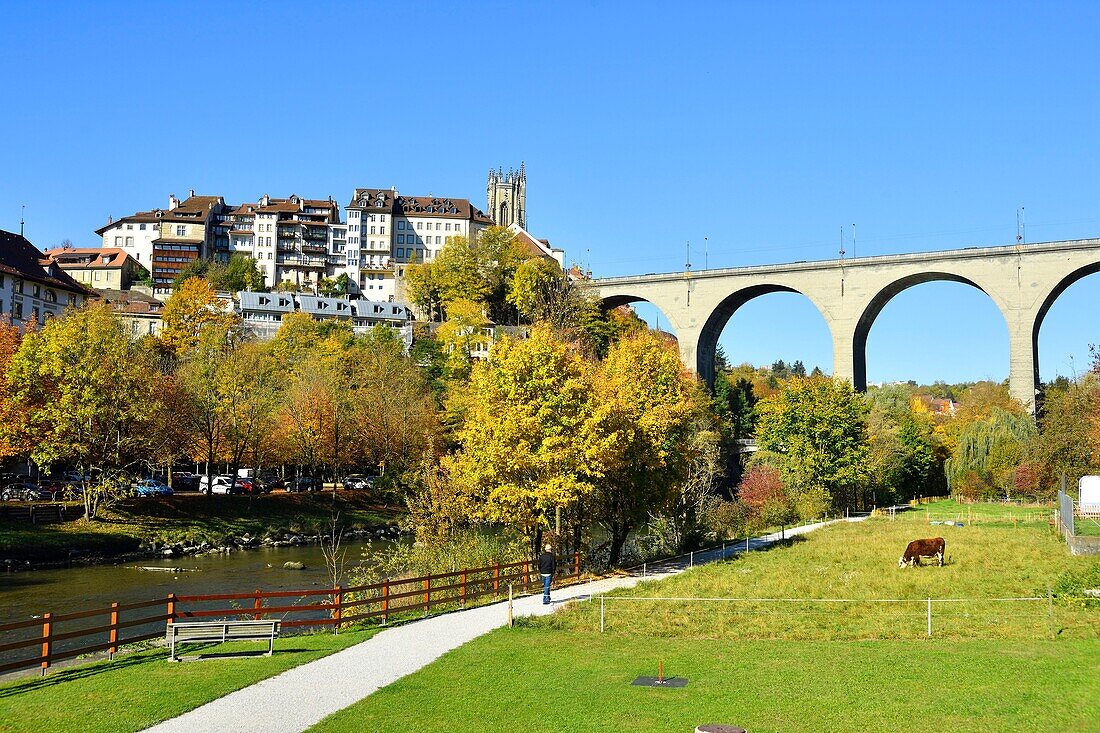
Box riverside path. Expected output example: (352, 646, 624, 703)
(144, 517, 858, 733)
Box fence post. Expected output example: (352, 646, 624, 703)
(600, 595, 605, 633)
(927, 598, 932, 637)
(167, 593, 176, 625)
(460, 571, 467, 608)
(573, 551, 580, 578)
(690, 551, 694, 568)
(108, 602, 120, 660)
(1047, 586, 1055, 638)
(252, 590, 263, 620)
(40, 613, 52, 676)
(493, 564, 500, 595)
(423, 574, 431, 614)
(333, 585, 342, 635)
(508, 584, 513, 628)
(381, 580, 389, 625)
(523, 562, 530, 593)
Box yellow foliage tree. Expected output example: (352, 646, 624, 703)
(445, 325, 595, 551)
(160, 277, 240, 355)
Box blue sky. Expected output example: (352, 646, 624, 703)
(2, 2, 1099, 384)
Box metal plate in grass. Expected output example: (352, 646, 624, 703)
(631, 675, 688, 687)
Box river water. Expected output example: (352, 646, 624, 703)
(0, 538, 404, 668)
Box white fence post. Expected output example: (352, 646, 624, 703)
(927, 597, 932, 637)
(600, 595, 605, 633)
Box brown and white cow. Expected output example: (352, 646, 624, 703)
(899, 537, 946, 568)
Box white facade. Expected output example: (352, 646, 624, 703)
(99, 218, 159, 268)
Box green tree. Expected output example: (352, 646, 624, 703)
(223, 254, 266, 291)
(3, 304, 158, 519)
(753, 377, 872, 516)
(945, 407, 1037, 500)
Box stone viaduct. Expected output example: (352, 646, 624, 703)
(592, 238, 1100, 410)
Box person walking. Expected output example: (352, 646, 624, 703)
(538, 543, 556, 605)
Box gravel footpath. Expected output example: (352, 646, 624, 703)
(143, 517, 856, 733)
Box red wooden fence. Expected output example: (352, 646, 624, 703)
(0, 553, 581, 677)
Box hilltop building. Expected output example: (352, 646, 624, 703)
(0, 229, 93, 328)
(487, 164, 526, 229)
(43, 247, 148, 291)
(96, 192, 227, 297)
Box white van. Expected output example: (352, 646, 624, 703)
(1078, 475, 1100, 516)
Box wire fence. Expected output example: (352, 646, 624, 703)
(589, 594, 1059, 640)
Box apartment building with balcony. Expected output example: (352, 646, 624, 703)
(214, 194, 341, 289)
(235, 290, 413, 346)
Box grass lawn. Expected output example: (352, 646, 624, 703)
(309, 631, 1100, 733)
(0, 627, 378, 733)
(310, 505, 1099, 732)
(0, 492, 402, 563)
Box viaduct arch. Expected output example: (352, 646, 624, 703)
(592, 238, 1100, 410)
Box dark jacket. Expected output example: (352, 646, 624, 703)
(538, 551, 556, 575)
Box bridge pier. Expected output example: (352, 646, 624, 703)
(1004, 307, 1041, 412)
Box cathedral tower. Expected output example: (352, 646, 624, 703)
(487, 162, 526, 229)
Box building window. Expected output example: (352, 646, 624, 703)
(397, 234, 404, 244)
(139, 223, 146, 230)
(125, 236, 134, 246)
(114, 236, 122, 245)
(435, 223, 441, 231)
(397, 248, 404, 257)
(176, 225, 186, 236)
(415, 222, 422, 230)
(445, 223, 451, 231)
(126, 224, 133, 230)
(397, 221, 405, 230)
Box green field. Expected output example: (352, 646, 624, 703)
(0, 492, 401, 564)
(0, 628, 378, 733)
(310, 633, 1100, 733)
(310, 505, 1100, 732)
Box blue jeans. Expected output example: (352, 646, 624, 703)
(541, 574, 552, 604)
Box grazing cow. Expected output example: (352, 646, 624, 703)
(899, 537, 946, 568)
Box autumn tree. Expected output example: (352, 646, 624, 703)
(0, 316, 27, 460)
(434, 299, 492, 378)
(444, 326, 595, 552)
(3, 303, 158, 519)
(160, 277, 240, 355)
(752, 377, 872, 516)
(584, 330, 711, 565)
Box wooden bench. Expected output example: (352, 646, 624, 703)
(167, 620, 280, 662)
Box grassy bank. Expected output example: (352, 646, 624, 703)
(0, 628, 378, 733)
(0, 492, 402, 564)
(310, 631, 1100, 733)
(536, 514, 1097, 640)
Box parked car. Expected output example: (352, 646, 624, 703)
(258, 474, 285, 491)
(134, 479, 173, 497)
(171, 472, 199, 491)
(1, 481, 58, 502)
(342, 474, 375, 490)
(199, 474, 235, 494)
(233, 477, 268, 495)
(285, 476, 321, 493)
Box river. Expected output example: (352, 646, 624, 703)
(0, 538, 405, 669)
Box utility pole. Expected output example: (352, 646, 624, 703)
(20, 204, 25, 237)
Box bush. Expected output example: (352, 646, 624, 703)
(705, 499, 749, 539)
(954, 470, 998, 502)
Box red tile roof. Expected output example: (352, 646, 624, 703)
(0, 230, 95, 296)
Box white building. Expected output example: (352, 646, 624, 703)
(235, 290, 413, 346)
(215, 195, 341, 289)
(342, 188, 495, 300)
(0, 229, 93, 328)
